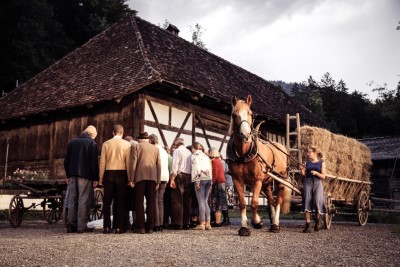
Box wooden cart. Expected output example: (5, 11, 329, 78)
(8, 179, 67, 227)
(8, 179, 103, 228)
(263, 114, 373, 229)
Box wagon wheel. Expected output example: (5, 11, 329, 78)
(88, 188, 103, 221)
(8, 196, 24, 227)
(357, 191, 369, 226)
(43, 198, 63, 224)
(323, 195, 334, 230)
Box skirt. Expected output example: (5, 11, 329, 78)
(211, 183, 228, 212)
(226, 185, 235, 207)
(301, 178, 326, 214)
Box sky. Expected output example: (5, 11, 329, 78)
(128, 0, 400, 100)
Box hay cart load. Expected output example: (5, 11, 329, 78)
(264, 114, 373, 229)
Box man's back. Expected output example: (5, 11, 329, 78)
(131, 141, 161, 183)
(172, 145, 192, 176)
(64, 133, 99, 180)
(99, 137, 131, 180)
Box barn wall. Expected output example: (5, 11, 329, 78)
(0, 93, 142, 180)
(142, 95, 286, 159)
(143, 95, 231, 158)
(0, 90, 287, 181)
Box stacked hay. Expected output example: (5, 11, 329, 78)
(298, 126, 372, 199)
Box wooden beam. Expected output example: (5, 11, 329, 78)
(147, 100, 168, 147)
(218, 131, 229, 153)
(49, 117, 56, 178)
(168, 106, 172, 127)
(133, 94, 145, 139)
(144, 121, 227, 143)
(196, 114, 211, 149)
(174, 112, 191, 141)
(143, 94, 230, 122)
(192, 109, 196, 144)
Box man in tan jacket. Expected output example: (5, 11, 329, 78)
(129, 132, 161, 234)
(100, 125, 131, 234)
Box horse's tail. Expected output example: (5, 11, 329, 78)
(281, 186, 292, 214)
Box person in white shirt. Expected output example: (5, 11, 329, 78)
(149, 134, 170, 232)
(170, 138, 192, 229)
(191, 142, 213, 231)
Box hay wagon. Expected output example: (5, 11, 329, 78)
(8, 179, 103, 227)
(263, 114, 373, 229)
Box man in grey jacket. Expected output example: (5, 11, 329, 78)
(129, 132, 161, 234)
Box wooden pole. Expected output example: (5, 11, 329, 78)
(3, 136, 9, 185)
(267, 172, 302, 195)
(296, 113, 302, 165)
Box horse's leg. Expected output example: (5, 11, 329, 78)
(266, 183, 279, 233)
(274, 187, 282, 228)
(251, 180, 263, 229)
(233, 179, 250, 236)
(262, 183, 272, 223)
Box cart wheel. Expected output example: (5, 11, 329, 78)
(357, 191, 369, 226)
(323, 196, 334, 230)
(43, 198, 63, 224)
(9, 196, 24, 227)
(89, 188, 103, 221)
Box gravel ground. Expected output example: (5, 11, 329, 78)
(0, 219, 399, 267)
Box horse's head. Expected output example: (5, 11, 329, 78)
(229, 95, 253, 143)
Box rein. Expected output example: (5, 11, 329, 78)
(258, 131, 303, 168)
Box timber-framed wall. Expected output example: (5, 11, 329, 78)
(0, 85, 287, 180)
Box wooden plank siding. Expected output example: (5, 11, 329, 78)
(0, 91, 286, 180)
(0, 93, 140, 180)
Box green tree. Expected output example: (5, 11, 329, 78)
(0, 0, 71, 93)
(0, 0, 133, 93)
(307, 76, 324, 119)
(190, 23, 207, 50)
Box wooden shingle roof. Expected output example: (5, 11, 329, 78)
(361, 136, 400, 160)
(0, 15, 325, 127)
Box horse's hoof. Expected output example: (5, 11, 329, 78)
(251, 220, 263, 229)
(238, 227, 251, 236)
(269, 224, 280, 233)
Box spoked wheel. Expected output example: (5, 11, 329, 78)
(357, 191, 370, 226)
(88, 188, 103, 222)
(43, 198, 63, 224)
(9, 196, 24, 227)
(323, 195, 335, 230)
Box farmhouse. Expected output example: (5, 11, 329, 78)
(361, 136, 400, 200)
(0, 14, 324, 180)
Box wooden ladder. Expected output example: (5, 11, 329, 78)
(286, 113, 302, 174)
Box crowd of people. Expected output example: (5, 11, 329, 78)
(64, 125, 234, 234)
(64, 124, 327, 234)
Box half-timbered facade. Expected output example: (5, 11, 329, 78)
(0, 15, 324, 180)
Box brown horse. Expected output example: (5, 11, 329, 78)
(227, 95, 292, 235)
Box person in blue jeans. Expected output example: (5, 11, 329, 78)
(300, 146, 326, 233)
(190, 142, 213, 231)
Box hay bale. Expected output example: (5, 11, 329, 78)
(299, 126, 372, 182)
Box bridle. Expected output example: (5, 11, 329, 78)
(232, 112, 254, 143)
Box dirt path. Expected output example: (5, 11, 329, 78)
(0, 220, 399, 267)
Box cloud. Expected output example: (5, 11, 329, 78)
(129, 0, 400, 100)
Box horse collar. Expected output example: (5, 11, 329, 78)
(227, 135, 258, 163)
